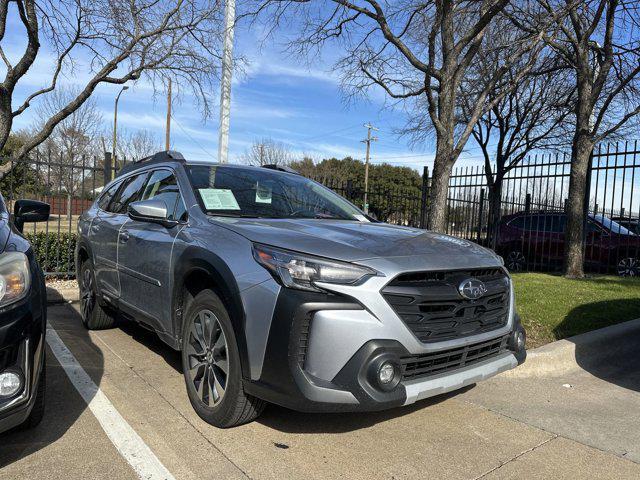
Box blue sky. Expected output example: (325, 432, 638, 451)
(6, 11, 486, 173)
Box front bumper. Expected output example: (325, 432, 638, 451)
(0, 262, 47, 434)
(245, 287, 526, 413)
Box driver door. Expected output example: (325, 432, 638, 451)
(117, 169, 187, 332)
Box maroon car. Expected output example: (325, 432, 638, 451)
(496, 210, 640, 276)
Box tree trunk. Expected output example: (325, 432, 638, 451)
(427, 140, 455, 232)
(564, 133, 593, 278)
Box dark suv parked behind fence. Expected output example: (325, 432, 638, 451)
(76, 151, 526, 428)
(496, 210, 640, 275)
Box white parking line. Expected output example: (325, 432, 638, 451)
(46, 326, 176, 480)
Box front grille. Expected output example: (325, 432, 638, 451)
(401, 335, 509, 380)
(382, 268, 510, 343)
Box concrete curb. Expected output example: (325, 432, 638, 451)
(503, 317, 640, 378)
(46, 286, 80, 305)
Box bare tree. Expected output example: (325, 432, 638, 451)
(32, 87, 103, 220)
(516, 0, 640, 277)
(246, 0, 548, 231)
(0, 0, 224, 167)
(464, 40, 574, 247)
(114, 128, 162, 162)
(240, 138, 295, 166)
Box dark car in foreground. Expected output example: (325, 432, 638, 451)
(76, 151, 526, 428)
(0, 196, 50, 434)
(496, 210, 640, 275)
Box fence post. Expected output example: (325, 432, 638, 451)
(420, 166, 429, 229)
(103, 152, 113, 186)
(525, 193, 531, 213)
(581, 151, 594, 248)
(477, 188, 485, 244)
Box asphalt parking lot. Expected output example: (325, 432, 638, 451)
(1, 303, 639, 480)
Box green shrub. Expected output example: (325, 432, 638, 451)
(23, 231, 77, 275)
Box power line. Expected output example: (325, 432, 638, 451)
(300, 123, 363, 142)
(171, 114, 217, 159)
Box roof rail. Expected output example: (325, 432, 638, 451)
(115, 150, 185, 178)
(261, 164, 300, 175)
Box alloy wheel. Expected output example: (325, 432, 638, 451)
(186, 309, 228, 407)
(506, 251, 526, 272)
(80, 266, 95, 321)
(617, 257, 639, 277)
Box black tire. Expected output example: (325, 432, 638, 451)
(617, 256, 640, 277)
(20, 355, 46, 430)
(505, 250, 527, 272)
(79, 258, 116, 330)
(181, 289, 265, 428)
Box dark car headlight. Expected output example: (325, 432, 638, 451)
(252, 244, 378, 292)
(0, 252, 31, 307)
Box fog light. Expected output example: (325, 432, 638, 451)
(378, 362, 395, 384)
(515, 330, 525, 351)
(0, 371, 23, 398)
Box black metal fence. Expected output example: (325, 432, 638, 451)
(2, 141, 639, 276)
(0, 152, 120, 276)
(314, 141, 640, 275)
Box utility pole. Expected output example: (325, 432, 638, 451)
(166, 78, 172, 151)
(217, 0, 236, 164)
(361, 123, 378, 214)
(111, 85, 128, 176)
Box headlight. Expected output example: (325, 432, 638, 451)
(252, 244, 378, 292)
(0, 252, 31, 307)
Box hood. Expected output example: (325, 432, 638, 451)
(211, 217, 499, 264)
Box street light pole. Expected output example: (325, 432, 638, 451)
(112, 86, 129, 175)
(217, 0, 236, 164)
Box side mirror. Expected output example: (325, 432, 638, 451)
(14, 199, 50, 233)
(128, 199, 177, 227)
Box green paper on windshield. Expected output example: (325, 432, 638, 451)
(199, 188, 240, 210)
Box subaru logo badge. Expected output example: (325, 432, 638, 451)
(458, 278, 487, 300)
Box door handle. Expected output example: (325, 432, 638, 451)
(119, 230, 130, 243)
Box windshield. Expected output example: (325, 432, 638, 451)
(591, 214, 636, 236)
(186, 165, 367, 221)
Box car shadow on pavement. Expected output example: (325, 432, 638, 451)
(117, 319, 183, 372)
(112, 317, 478, 433)
(258, 386, 475, 434)
(0, 305, 104, 468)
(555, 299, 640, 393)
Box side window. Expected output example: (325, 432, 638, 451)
(109, 173, 148, 214)
(508, 216, 525, 230)
(140, 170, 187, 221)
(97, 182, 120, 211)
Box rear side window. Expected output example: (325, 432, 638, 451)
(140, 170, 187, 221)
(109, 173, 148, 214)
(97, 182, 120, 211)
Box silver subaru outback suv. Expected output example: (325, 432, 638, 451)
(76, 151, 526, 428)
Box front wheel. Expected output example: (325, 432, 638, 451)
(505, 250, 527, 272)
(617, 257, 640, 277)
(181, 290, 265, 428)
